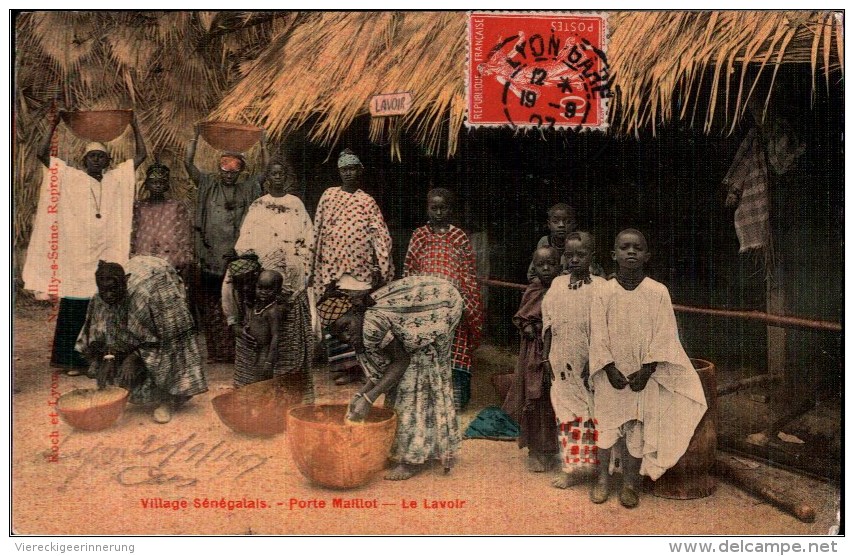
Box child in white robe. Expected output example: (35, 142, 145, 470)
(588, 229, 707, 508)
(543, 232, 605, 489)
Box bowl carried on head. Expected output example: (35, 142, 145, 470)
(287, 404, 398, 489)
(211, 374, 305, 437)
(198, 121, 263, 152)
(56, 385, 129, 431)
(61, 110, 134, 143)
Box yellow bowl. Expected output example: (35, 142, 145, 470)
(56, 386, 129, 431)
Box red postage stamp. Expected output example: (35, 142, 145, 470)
(467, 12, 610, 129)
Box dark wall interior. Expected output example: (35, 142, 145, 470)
(284, 65, 843, 379)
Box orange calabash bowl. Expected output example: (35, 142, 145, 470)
(60, 110, 133, 142)
(198, 121, 263, 152)
(212, 375, 305, 437)
(287, 404, 398, 489)
(56, 386, 129, 431)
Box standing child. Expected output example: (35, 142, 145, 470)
(543, 232, 605, 489)
(503, 246, 560, 472)
(588, 229, 707, 508)
(527, 203, 577, 282)
(403, 188, 484, 411)
(243, 270, 285, 378)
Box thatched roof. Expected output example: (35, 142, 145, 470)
(211, 12, 467, 159)
(213, 10, 843, 156)
(13, 10, 844, 245)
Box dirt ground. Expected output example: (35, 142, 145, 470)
(11, 301, 842, 535)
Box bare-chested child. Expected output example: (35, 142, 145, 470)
(588, 229, 707, 508)
(243, 270, 285, 376)
(543, 231, 605, 489)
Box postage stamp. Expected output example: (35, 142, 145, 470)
(467, 11, 610, 130)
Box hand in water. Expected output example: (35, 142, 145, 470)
(97, 360, 116, 390)
(346, 395, 371, 422)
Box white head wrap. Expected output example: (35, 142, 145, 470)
(84, 142, 108, 155)
(337, 151, 362, 168)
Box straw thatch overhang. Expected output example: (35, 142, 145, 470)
(212, 10, 843, 157)
(12, 10, 843, 245)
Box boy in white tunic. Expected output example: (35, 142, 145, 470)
(588, 229, 706, 508)
(543, 232, 605, 489)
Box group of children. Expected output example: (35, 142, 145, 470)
(505, 204, 707, 509)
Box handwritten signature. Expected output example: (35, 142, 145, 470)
(46, 432, 269, 492)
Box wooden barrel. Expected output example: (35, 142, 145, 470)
(211, 375, 305, 436)
(652, 358, 718, 499)
(287, 404, 398, 489)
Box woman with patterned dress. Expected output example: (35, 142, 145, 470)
(221, 158, 314, 398)
(75, 256, 207, 424)
(312, 149, 394, 384)
(403, 188, 483, 411)
(131, 162, 193, 278)
(317, 275, 463, 481)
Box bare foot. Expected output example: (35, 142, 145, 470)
(527, 454, 547, 473)
(552, 471, 582, 489)
(384, 463, 421, 481)
(619, 486, 639, 508)
(538, 453, 556, 471)
(590, 474, 610, 504)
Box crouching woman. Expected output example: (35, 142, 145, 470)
(75, 256, 208, 424)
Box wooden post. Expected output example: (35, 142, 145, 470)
(766, 266, 786, 396)
(767, 273, 786, 374)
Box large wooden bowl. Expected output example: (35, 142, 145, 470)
(198, 121, 263, 152)
(60, 110, 133, 142)
(287, 404, 398, 489)
(652, 358, 718, 499)
(56, 386, 129, 431)
(212, 375, 306, 436)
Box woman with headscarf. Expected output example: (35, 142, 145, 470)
(221, 157, 315, 396)
(318, 274, 463, 481)
(130, 161, 193, 279)
(185, 125, 267, 363)
(312, 149, 394, 384)
(24, 111, 147, 375)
